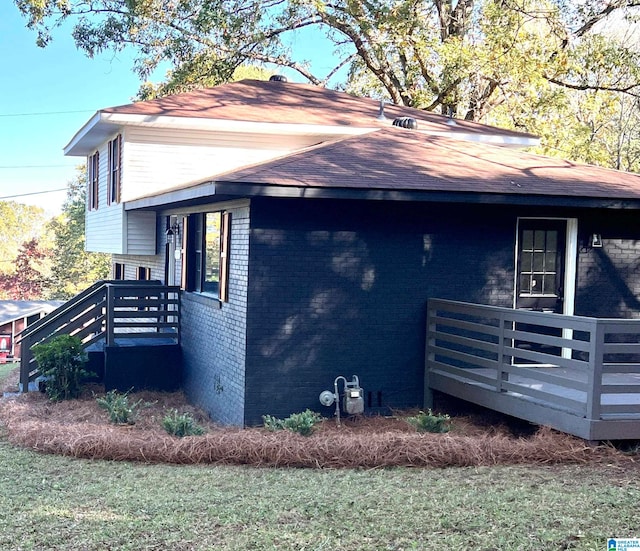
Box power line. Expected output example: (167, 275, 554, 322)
(0, 189, 67, 200)
(0, 165, 71, 169)
(0, 109, 95, 118)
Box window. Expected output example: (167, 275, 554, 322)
(185, 211, 231, 301)
(107, 134, 122, 205)
(88, 151, 99, 210)
(113, 263, 125, 280)
(137, 266, 151, 281)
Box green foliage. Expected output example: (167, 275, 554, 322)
(162, 409, 206, 437)
(31, 335, 90, 401)
(263, 409, 323, 436)
(0, 201, 50, 279)
(96, 390, 145, 425)
(48, 168, 110, 299)
(406, 410, 451, 434)
(14, 0, 640, 172)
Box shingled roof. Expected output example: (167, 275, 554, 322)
(207, 128, 640, 203)
(101, 79, 537, 142)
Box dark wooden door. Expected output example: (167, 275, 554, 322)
(516, 220, 566, 313)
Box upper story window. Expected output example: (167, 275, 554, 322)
(185, 211, 231, 302)
(107, 134, 122, 205)
(88, 151, 99, 211)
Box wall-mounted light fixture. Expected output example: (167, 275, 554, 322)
(166, 220, 180, 245)
(591, 233, 603, 248)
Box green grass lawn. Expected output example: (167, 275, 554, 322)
(0, 361, 18, 385)
(0, 438, 638, 550)
(1, 366, 639, 550)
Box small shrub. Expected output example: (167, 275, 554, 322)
(162, 409, 205, 437)
(406, 410, 451, 434)
(96, 390, 144, 425)
(263, 409, 323, 436)
(32, 334, 91, 402)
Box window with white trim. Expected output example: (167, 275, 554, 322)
(107, 134, 122, 205)
(88, 151, 99, 210)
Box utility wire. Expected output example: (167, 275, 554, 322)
(0, 165, 71, 169)
(0, 189, 67, 200)
(0, 109, 94, 118)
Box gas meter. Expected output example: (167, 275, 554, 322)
(318, 375, 364, 424)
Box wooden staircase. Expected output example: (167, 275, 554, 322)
(20, 280, 181, 392)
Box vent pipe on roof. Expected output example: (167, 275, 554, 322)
(392, 117, 418, 130)
(269, 75, 288, 82)
(377, 99, 388, 120)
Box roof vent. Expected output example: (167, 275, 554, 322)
(269, 75, 288, 82)
(392, 117, 418, 130)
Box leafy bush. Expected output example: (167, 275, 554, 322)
(96, 390, 144, 425)
(162, 409, 206, 437)
(406, 410, 451, 434)
(263, 409, 323, 436)
(32, 334, 91, 402)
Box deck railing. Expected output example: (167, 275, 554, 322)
(19, 281, 180, 391)
(426, 299, 640, 424)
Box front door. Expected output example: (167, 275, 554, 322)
(516, 220, 566, 313)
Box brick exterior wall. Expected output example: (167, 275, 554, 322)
(243, 198, 518, 425)
(179, 205, 250, 425)
(575, 210, 640, 319)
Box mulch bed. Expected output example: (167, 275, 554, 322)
(1, 368, 637, 468)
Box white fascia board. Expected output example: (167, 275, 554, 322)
(424, 129, 540, 148)
(100, 112, 375, 137)
(64, 112, 121, 157)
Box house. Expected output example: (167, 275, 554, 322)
(52, 77, 640, 437)
(0, 301, 63, 361)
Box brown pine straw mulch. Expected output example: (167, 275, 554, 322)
(1, 384, 637, 469)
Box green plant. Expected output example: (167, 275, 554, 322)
(96, 390, 144, 425)
(31, 334, 91, 401)
(262, 409, 323, 436)
(406, 410, 451, 434)
(162, 409, 205, 437)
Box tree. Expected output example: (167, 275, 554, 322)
(0, 238, 51, 300)
(13, 0, 640, 170)
(0, 201, 50, 277)
(13, 0, 640, 116)
(48, 168, 110, 299)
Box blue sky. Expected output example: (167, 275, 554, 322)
(0, 5, 345, 216)
(0, 4, 147, 215)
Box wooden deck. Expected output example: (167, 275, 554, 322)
(19, 281, 180, 391)
(425, 299, 640, 440)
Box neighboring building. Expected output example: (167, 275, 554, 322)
(62, 78, 640, 427)
(0, 301, 62, 360)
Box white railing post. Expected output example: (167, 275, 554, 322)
(585, 319, 604, 421)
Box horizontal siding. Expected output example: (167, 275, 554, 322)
(85, 135, 126, 254)
(126, 211, 156, 255)
(121, 127, 321, 203)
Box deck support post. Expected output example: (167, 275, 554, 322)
(106, 284, 115, 347)
(424, 303, 435, 409)
(497, 312, 509, 392)
(586, 320, 604, 423)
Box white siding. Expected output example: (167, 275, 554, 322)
(85, 140, 126, 254)
(121, 127, 322, 202)
(126, 211, 157, 255)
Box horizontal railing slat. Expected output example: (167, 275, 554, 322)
(429, 331, 499, 355)
(504, 328, 591, 353)
(601, 404, 640, 414)
(429, 315, 502, 337)
(427, 360, 499, 387)
(430, 344, 499, 370)
(500, 380, 586, 415)
(504, 346, 588, 370)
(502, 365, 590, 392)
